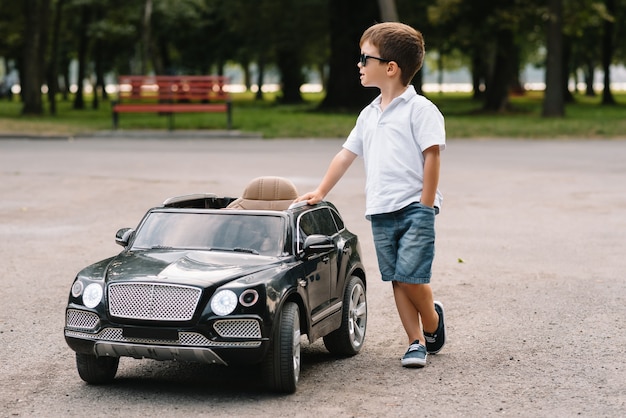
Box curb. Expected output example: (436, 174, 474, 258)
(0, 129, 263, 141)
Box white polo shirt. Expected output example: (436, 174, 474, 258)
(343, 85, 446, 217)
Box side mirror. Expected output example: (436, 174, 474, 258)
(302, 234, 334, 256)
(115, 228, 134, 247)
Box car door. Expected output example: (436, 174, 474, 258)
(297, 208, 339, 324)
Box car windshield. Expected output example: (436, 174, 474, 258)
(132, 212, 285, 256)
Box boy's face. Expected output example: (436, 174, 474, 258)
(358, 41, 390, 88)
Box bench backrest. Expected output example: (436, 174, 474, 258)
(117, 75, 230, 103)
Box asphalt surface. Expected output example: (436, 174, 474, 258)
(0, 135, 624, 417)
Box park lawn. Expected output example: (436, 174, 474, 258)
(0, 91, 624, 138)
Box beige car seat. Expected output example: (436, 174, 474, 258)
(226, 176, 298, 210)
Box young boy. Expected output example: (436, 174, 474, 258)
(295, 22, 446, 368)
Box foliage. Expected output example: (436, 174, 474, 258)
(1, 0, 626, 116)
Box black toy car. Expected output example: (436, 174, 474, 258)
(64, 177, 367, 393)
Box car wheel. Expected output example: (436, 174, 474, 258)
(262, 301, 301, 393)
(75, 353, 119, 384)
(323, 275, 367, 356)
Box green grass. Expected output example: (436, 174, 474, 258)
(438, 91, 626, 139)
(0, 90, 625, 138)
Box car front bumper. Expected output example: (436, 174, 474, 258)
(65, 308, 269, 365)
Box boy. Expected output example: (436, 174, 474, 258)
(295, 22, 446, 368)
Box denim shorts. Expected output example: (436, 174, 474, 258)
(371, 202, 437, 284)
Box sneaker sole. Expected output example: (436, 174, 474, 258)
(401, 358, 426, 368)
(427, 301, 446, 354)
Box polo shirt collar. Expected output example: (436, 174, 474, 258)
(371, 85, 417, 108)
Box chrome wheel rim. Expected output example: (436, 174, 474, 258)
(292, 323, 301, 383)
(348, 283, 367, 348)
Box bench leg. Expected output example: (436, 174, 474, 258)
(168, 113, 174, 131)
(227, 101, 232, 130)
(113, 112, 119, 130)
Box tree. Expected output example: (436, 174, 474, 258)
(483, 26, 516, 112)
(222, 0, 272, 99)
(378, 0, 398, 21)
(221, 0, 329, 104)
(150, 0, 219, 74)
(542, 0, 565, 117)
(601, 0, 616, 105)
(267, 0, 330, 104)
(271, 0, 309, 103)
(427, 0, 548, 111)
(320, 0, 380, 110)
(397, 0, 434, 95)
(563, 0, 603, 97)
(425, 0, 524, 111)
(71, 1, 91, 109)
(7, 0, 625, 119)
(21, 0, 50, 115)
(47, 0, 66, 115)
(141, 0, 153, 75)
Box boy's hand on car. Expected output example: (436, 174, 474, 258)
(295, 190, 324, 205)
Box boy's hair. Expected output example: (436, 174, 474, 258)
(360, 22, 425, 86)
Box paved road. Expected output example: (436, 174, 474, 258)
(1, 137, 624, 417)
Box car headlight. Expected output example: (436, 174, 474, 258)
(82, 283, 103, 308)
(210, 290, 238, 316)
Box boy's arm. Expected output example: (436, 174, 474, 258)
(295, 148, 357, 204)
(420, 145, 441, 207)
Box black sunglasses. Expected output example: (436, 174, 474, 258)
(359, 53, 391, 67)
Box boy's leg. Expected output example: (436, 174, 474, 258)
(392, 281, 423, 343)
(392, 281, 439, 344)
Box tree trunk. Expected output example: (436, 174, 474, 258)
(276, 50, 304, 103)
(470, 50, 486, 100)
(437, 52, 444, 91)
(542, 0, 565, 117)
(377, 0, 398, 21)
(38, 0, 50, 107)
(21, 0, 48, 115)
(47, 0, 65, 115)
(73, 5, 90, 110)
(320, 0, 380, 110)
(242, 60, 251, 91)
(141, 0, 153, 75)
(92, 40, 104, 110)
(601, 0, 615, 105)
(509, 47, 524, 96)
(412, 70, 423, 95)
(483, 29, 515, 112)
(61, 57, 70, 101)
(255, 53, 265, 101)
(156, 39, 170, 75)
(562, 35, 574, 103)
(584, 61, 596, 96)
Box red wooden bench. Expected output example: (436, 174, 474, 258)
(112, 75, 232, 130)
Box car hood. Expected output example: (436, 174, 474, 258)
(102, 250, 283, 288)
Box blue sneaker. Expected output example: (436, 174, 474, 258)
(424, 301, 446, 354)
(401, 340, 427, 368)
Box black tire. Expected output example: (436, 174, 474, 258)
(75, 353, 119, 384)
(262, 302, 301, 393)
(323, 276, 367, 356)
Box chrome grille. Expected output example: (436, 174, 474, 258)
(64, 328, 261, 348)
(65, 328, 207, 345)
(66, 309, 100, 330)
(108, 282, 201, 321)
(214, 319, 262, 338)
